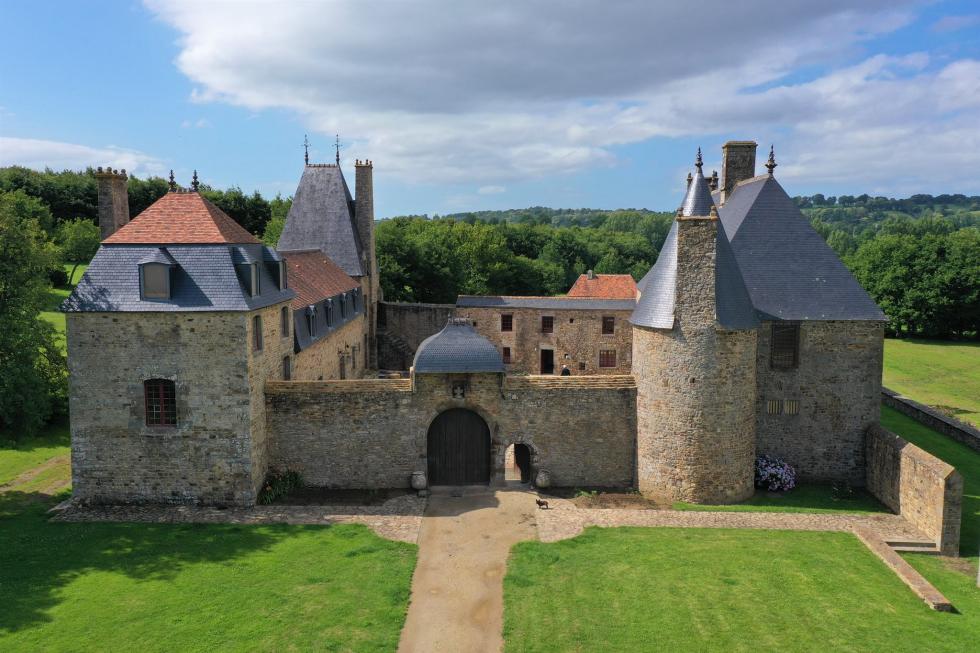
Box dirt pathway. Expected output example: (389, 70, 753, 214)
(397, 487, 537, 653)
(0, 453, 70, 496)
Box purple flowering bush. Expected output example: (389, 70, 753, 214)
(755, 454, 796, 492)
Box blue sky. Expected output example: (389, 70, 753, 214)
(2, 0, 979, 218)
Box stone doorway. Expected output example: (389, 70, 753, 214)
(427, 408, 491, 485)
(504, 443, 533, 483)
(540, 349, 554, 375)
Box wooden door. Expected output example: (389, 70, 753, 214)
(427, 409, 491, 485)
(540, 349, 555, 374)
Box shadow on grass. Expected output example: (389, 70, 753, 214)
(674, 484, 888, 514)
(0, 420, 70, 453)
(0, 491, 307, 633)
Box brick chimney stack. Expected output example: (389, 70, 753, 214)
(94, 166, 129, 239)
(354, 159, 379, 368)
(720, 141, 757, 204)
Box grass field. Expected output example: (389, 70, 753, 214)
(883, 338, 980, 427)
(674, 484, 886, 514)
(504, 528, 976, 653)
(0, 491, 416, 652)
(39, 264, 86, 351)
(0, 422, 70, 487)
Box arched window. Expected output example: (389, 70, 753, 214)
(144, 379, 176, 426)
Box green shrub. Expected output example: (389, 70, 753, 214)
(258, 469, 303, 504)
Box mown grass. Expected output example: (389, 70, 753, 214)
(674, 483, 886, 514)
(0, 491, 417, 652)
(883, 338, 980, 427)
(39, 264, 86, 352)
(0, 422, 70, 486)
(504, 528, 977, 653)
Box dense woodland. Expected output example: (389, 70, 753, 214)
(1, 166, 977, 434)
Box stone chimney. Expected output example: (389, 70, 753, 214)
(95, 166, 129, 239)
(354, 159, 379, 367)
(720, 141, 757, 204)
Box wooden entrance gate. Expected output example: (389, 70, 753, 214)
(427, 408, 491, 485)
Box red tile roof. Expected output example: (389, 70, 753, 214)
(567, 273, 638, 299)
(103, 192, 260, 245)
(284, 250, 360, 309)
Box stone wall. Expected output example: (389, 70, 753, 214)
(378, 301, 455, 369)
(866, 424, 962, 555)
(292, 313, 367, 381)
(456, 306, 633, 375)
(882, 388, 980, 454)
(756, 320, 883, 484)
(68, 311, 258, 506)
(266, 373, 636, 489)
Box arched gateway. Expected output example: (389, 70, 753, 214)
(427, 408, 491, 485)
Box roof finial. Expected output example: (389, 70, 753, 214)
(303, 134, 310, 165)
(765, 145, 777, 175)
(695, 147, 703, 171)
(335, 134, 340, 165)
(168, 170, 176, 192)
(191, 170, 199, 191)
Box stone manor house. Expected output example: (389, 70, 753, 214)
(64, 141, 889, 508)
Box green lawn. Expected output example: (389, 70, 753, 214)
(0, 422, 70, 486)
(674, 483, 886, 514)
(0, 492, 416, 652)
(39, 264, 86, 352)
(884, 338, 980, 427)
(504, 528, 976, 653)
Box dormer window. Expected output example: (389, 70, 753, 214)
(306, 305, 317, 338)
(340, 293, 347, 319)
(251, 263, 261, 297)
(278, 260, 287, 291)
(325, 300, 333, 326)
(140, 262, 172, 300)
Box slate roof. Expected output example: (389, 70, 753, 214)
(413, 318, 505, 374)
(62, 243, 294, 312)
(103, 191, 260, 245)
(456, 296, 635, 311)
(567, 274, 638, 299)
(680, 164, 715, 217)
(284, 250, 361, 310)
(717, 175, 886, 321)
(277, 165, 365, 277)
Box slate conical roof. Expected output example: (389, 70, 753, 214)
(631, 158, 758, 331)
(413, 318, 505, 373)
(277, 165, 365, 277)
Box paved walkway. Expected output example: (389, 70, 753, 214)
(397, 487, 537, 653)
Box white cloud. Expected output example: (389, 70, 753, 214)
(0, 137, 166, 177)
(143, 1, 980, 193)
(477, 185, 506, 195)
(180, 118, 211, 129)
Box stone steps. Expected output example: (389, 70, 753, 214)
(883, 538, 940, 555)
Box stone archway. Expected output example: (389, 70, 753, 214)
(427, 408, 491, 485)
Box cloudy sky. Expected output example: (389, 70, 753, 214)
(2, 0, 979, 217)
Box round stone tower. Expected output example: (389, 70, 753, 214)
(631, 152, 758, 504)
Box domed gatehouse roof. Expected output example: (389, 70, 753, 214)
(413, 318, 505, 374)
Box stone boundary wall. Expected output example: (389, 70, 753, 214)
(866, 424, 963, 555)
(882, 387, 980, 454)
(379, 301, 455, 349)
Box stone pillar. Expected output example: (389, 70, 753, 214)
(95, 166, 130, 239)
(355, 160, 379, 368)
(634, 211, 757, 503)
(721, 141, 757, 203)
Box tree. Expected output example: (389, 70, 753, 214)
(0, 191, 67, 436)
(57, 218, 101, 283)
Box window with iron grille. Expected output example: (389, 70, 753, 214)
(767, 399, 783, 415)
(602, 316, 615, 335)
(785, 399, 800, 415)
(502, 346, 512, 363)
(281, 306, 290, 337)
(501, 314, 513, 332)
(282, 356, 291, 380)
(599, 349, 617, 368)
(770, 323, 800, 369)
(253, 315, 263, 351)
(541, 316, 554, 333)
(144, 379, 176, 426)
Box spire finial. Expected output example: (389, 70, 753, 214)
(303, 134, 310, 165)
(191, 170, 199, 191)
(335, 134, 340, 165)
(168, 170, 176, 192)
(695, 147, 703, 171)
(765, 145, 777, 175)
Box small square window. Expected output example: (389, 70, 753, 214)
(767, 399, 783, 415)
(501, 314, 513, 332)
(785, 399, 799, 415)
(502, 346, 512, 364)
(599, 349, 616, 368)
(602, 316, 615, 335)
(771, 323, 800, 369)
(253, 315, 263, 351)
(541, 316, 554, 334)
(578, 362, 586, 371)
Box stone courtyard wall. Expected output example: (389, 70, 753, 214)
(266, 373, 636, 489)
(755, 320, 883, 485)
(292, 314, 367, 381)
(866, 424, 963, 555)
(378, 302, 455, 357)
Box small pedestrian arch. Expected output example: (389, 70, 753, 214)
(426, 408, 491, 485)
